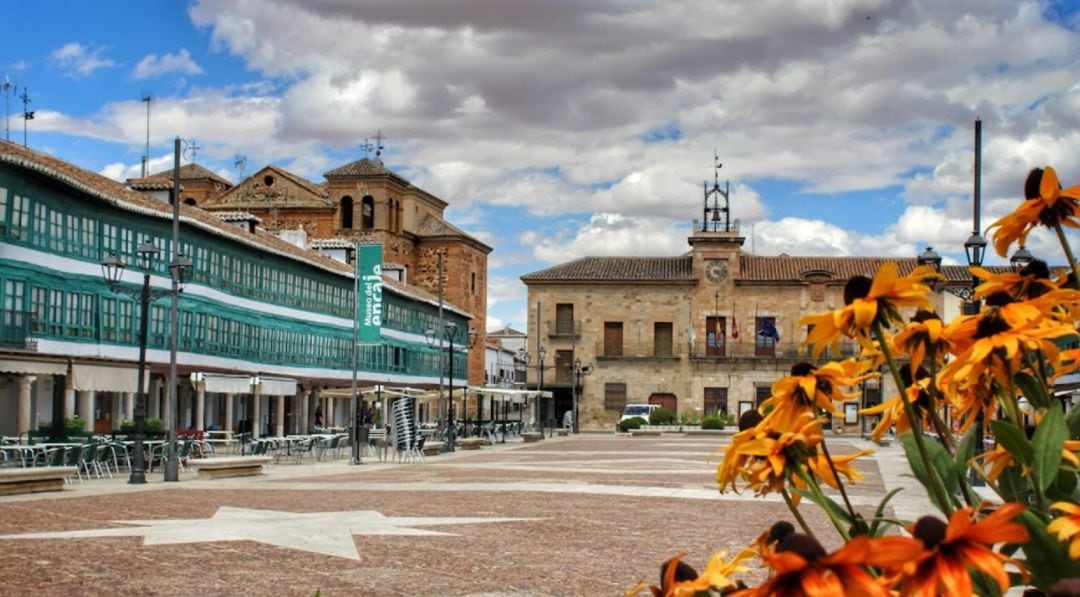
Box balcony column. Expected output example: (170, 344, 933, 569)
(224, 393, 234, 434)
(17, 375, 36, 436)
(63, 375, 75, 419)
(275, 395, 285, 437)
(124, 392, 134, 420)
(77, 390, 93, 431)
(301, 389, 311, 434)
(195, 381, 206, 431)
(252, 386, 262, 438)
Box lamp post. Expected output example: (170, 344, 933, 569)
(569, 357, 592, 434)
(1010, 245, 1034, 270)
(966, 118, 988, 485)
(426, 323, 477, 450)
(100, 243, 189, 483)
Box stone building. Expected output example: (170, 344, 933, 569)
(176, 156, 492, 385)
(520, 220, 998, 432)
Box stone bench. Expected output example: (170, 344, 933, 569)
(521, 432, 544, 443)
(422, 441, 444, 456)
(456, 438, 486, 450)
(0, 467, 78, 496)
(630, 429, 663, 437)
(188, 456, 272, 479)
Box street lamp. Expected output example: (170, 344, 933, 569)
(425, 323, 478, 451)
(569, 357, 592, 434)
(967, 118, 987, 485)
(101, 243, 159, 484)
(1010, 245, 1035, 270)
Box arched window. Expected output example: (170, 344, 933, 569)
(361, 195, 375, 229)
(340, 196, 354, 229)
(183, 197, 197, 206)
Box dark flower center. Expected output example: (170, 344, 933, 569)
(769, 521, 795, 544)
(791, 362, 816, 376)
(913, 516, 947, 549)
(1024, 168, 1044, 200)
(975, 314, 1011, 339)
(778, 533, 826, 561)
(844, 276, 873, 305)
(911, 310, 940, 324)
(738, 410, 763, 431)
(984, 292, 1015, 308)
(660, 557, 699, 586)
(1020, 259, 1050, 280)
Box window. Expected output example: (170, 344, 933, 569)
(65, 293, 79, 337)
(3, 280, 25, 329)
(341, 196, 353, 229)
(119, 300, 133, 343)
(150, 305, 165, 346)
(31, 287, 45, 333)
(32, 203, 47, 246)
(0, 187, 7, 232)
(755, 316, 778, 357)
(48, 289, 63, 335)
(361, 195, 375, 229)
(705, 316, 726, 357)
(755, 385, 771, 407)
(604, 383, 627, 411)
(102, 298, 116, 342)
(704, 387, 728, 415)
(79, 292, 94, 338)
(471, 272, 477, 295)
(555, 303, 574, 335)
(47, 210, 62, 252)
(654, 322, 673, 357)
(554, 349, 572, 384)
(10, 194, 29, 239)
(603, 321, 623, 356)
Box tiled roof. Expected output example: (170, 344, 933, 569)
(310, 238, 354, 249)
(739, 255, 1015, 283)
(213, 211, 261, 223)
(522, 256, 696, 282)
(126, 176, 175, 191)
(151, 162, 233, 187)
(0, 141, 472, 318)
(203, 164, 332, 209)
(325, 157, 390, 177)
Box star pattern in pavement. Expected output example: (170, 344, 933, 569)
(0, 506, 536, 560)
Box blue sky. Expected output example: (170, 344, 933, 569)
(4, 0, 1080, 331)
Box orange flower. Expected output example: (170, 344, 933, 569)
(760, 360, 874, 431)
(894, 503, 1029, 596)
(629, 550, 754, 597)
(1048, 501, 1080, 560)
(731, 533, 922, 597)
(806, 448, 873, 491)
(859, 370, 933, 442)
(988, 166, 1080, 258)
(802, 262, 940, 358)
(716, 413, 823, 497)
(892, 310, 948, 376)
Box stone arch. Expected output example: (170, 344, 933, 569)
(340, 196, 354, 229)
(361, 195, 375, 230)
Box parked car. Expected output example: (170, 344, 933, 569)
(620, 404, 659, 423)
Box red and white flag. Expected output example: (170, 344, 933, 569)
(731, 315, 739, 340)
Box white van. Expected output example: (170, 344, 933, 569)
(620, 404, 659, 423)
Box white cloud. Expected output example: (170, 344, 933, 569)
(50, 42, 115, 77)
(132, 49, 204, 80)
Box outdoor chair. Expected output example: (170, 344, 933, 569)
(62, 445, 83, 483)
(291, 438, 316, 464)
(77, 444, 100, 479)
(93, 444, 115, 478)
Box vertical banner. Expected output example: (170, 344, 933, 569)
(357, 243, 384, 343)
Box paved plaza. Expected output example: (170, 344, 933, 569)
(0, 433, 931, 596)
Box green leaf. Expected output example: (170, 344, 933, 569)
(793, 487, 853, 526)
(1066, 400, 1080, 439)
(868, 487, 905, 536)
(1014, 372, 1049, 408)
(998, 466, 1030, 503)
(1047, 466, 1079, 502)
(900, 431, 959, 512)
(1032, 403, 1068, 493)
(1017, 510, 1076, 590)
(990, 419, 1033, 465)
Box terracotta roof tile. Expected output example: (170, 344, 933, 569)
(522, 256, 695, 282)
(150, 162, 233, 187)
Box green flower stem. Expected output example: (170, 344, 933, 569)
(818, 437, 859, 523)
(874, 322, 953, 515)
(1053, 222, 1080, 282)
(925, 359, 955, 451)
(795, 466, 851, 542)
(781, 485, 816, 540)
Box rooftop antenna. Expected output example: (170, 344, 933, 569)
(183, 139, 200, 162)
(701, 150, 730, 232)
(19, 87, 32, 148)
(141, 93, 152, 177)
(3, 77, 13, 142)
(373, 130, 386, 160)
(234, 154, 247, 180)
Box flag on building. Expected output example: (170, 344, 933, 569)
(731, 315, 739, 340)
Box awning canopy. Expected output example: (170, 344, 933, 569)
(256, 375, 297, 396)
(71, 363, 142, 393)
(192, 372, 253, 394)
(0, 358, 66, 376)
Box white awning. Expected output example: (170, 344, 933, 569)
(0, 358, 67, 376)
(71, 363, 142, 393)
(256, 375, 297, 396)
(193, 372, 254, 394)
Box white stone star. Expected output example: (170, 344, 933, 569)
(0, 507, 536, 560)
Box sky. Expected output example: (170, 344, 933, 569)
(3, 0, 1080, 332)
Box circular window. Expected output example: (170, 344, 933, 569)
(263, 175, 274, 186)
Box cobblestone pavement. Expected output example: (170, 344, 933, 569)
(0, 433, 931, 596)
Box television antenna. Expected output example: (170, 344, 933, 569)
(183, 139, 200, 162)
(2, 77, 14, 142)
(19, 87, 32, 147)
(141, 93, 153, 177)
(234, 154, 248, 180)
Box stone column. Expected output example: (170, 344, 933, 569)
(275, 395, 285, 437)
(110, 392, 122, 430)
(124, 392, 134, 420)
(252, 387, 262, 438)
(63, 375, 75, 419)
(17, 375, 36, 436)
(77, 390, 93, 431)
(150, 378, 162, 419)
(301, 389, 311, 434)
(195, 381, 206, 431)
(224, 393, 234, 434)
